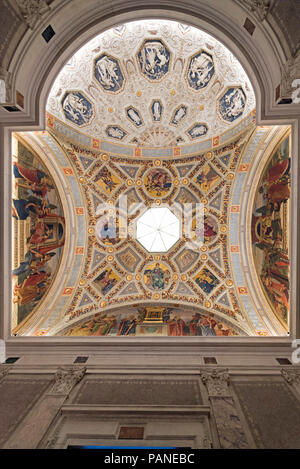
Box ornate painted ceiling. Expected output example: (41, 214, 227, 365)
(46, 20, 255, 147)
(11, 20, 291, 338)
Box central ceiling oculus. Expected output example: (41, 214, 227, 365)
(136, 207, 180, 252)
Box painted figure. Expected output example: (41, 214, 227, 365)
(97, 216, 117, 241)
(167, 316, 187, 336)
(252, 135, 290, 326)
(95, 55, 124, 92)
(171, 105, 187, 125)
(195, 268, 219, 294)
(13, 161, 53, 197)
(188, 313, 201, 335)
(94, 167, 120, 193)
(117, 314, 137, 335)
(94, 269, 118, 295)
(90, 314, 117, 336)
(193, 215, 218, 244)
(187, 52, 214, 89)
(106, 126, 126, 140)
(62, 91, 93, 126)
(12, 197, 57, 220)
(219, 87, 246, 122)
(13, 248, 56, 279)
(196, 165, 220, 192)
(13, 271, 51, 306)
(152, 101, 162, 121)
(199, 316, 217, 336)
(188, 124, 208, 139)
(145, 168, 172, 197)
(126, 107, 143, 126)
(144, 263, 170, 290)
(138, 40, 170, 81)
(12, 140, 65, 328)
(29, 221, 53, 245)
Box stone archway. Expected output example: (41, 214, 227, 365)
(1, 0, 299, 348)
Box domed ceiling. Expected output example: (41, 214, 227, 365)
(11, 20, 291, 338)
(46, 20, 255, 148)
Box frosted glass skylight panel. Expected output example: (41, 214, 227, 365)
(136, 207, 180, 252)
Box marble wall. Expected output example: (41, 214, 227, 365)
(233, 379, 300, 449)
(0, 372, 52, 446)
(0, 365, 299, 449)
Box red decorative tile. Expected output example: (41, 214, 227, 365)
(63, 167, 73, 175)
(213, 136, 220, 147)
(92, 138, 100, 149)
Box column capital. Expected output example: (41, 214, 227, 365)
(280, 50, 300, 100)
(237, 0, 273, 22)
(200, 368, 231, 397)
(10, 0, 51, 29)
(48, 366, 86, 396)
(281, 367, 300, 385)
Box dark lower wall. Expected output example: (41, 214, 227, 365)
(0, 368, 300, 449)
(233, 380, 300, 449)
(0, 374, 52, 446)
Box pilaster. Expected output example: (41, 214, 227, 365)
(2, 365, 86, 449)
(200, 368, 250, 449)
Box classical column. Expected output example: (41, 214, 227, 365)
(2, 366, 86, 449)
(200, 368, 250, 449)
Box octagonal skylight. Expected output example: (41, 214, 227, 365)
(136, 207, 180, 252)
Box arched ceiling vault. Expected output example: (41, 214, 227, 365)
(11, 20, 291, 338)
(47, 20, 255, 148)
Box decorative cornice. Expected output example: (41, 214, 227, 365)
(48, 366, 86, 395)
(200, 368, 231, 397)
